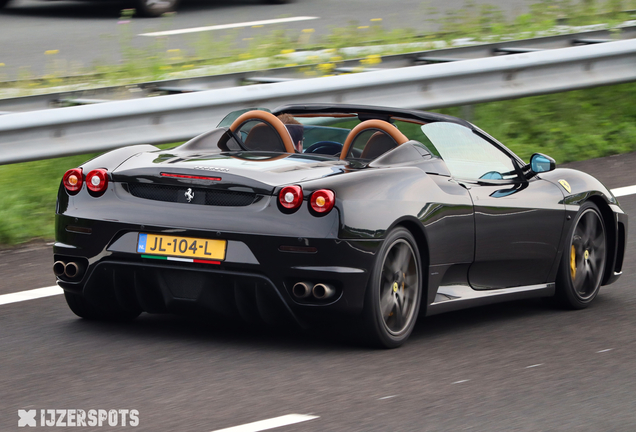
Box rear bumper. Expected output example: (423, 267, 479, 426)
(54, 214, 381, 323)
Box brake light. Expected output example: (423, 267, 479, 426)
(279, 185, 303, 210)
(63, 168, 83, 194)
(86, 169, 109, 194)
(310, 189, 335, 214)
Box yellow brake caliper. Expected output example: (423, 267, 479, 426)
(570, 245, 576, 280)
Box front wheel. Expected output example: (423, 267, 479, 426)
(361, 227, 422, 348)
(555, 202, 607, 309)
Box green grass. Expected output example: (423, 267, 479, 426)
(0, 153, 99, 245)
(2, 81, 636, 246)
(436, 81, 636, 163)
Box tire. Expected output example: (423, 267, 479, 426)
(64, 291, 141, 321)
(135, 0, 179, 18)
(361, 227, 422, 348)
(555, 202, 607, 309)
(0, 0, 11, 8)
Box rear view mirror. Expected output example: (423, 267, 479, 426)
(530, 153, 556, 173)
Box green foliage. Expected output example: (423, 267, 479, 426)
(435, 82, 636, 163)
(0, 154, 97, 245)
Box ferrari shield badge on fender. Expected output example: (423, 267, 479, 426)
(558, 179, 571, 193)
(185, 188, 194, 202)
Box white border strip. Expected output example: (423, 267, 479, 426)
(211, 414, 319, 432)
(0, 286, 62, 306)
(610, 185, 636, 197)
(140, 16, 320, 37)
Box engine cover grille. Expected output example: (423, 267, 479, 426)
(126, 183, 258, 207)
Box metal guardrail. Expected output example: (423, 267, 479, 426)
(1, 38, 636, 164)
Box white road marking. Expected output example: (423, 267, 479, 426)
(610, 185, 636, 197)
(0, 285, 62, 306)
(140, 17, 319, 37)
(378, 395, 398, 400)
(597, 348, 613, 353)
(452, 380, 470, 384)
(525, 364, 543, 368)
(211, 414, 319, 432)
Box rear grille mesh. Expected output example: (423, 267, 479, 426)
(126, 183, 258, 207)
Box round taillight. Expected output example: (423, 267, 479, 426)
(63, 168, 83, 194)
(86, 169, 108, 194)
(310, 189, 335, 214)
(279, 185, 303, 210)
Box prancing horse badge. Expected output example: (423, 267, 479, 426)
(185, 188, 194, 202)
(558, 179, 571, 193)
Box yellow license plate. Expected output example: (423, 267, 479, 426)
(137, 233, 226, 261)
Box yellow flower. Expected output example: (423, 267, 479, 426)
(318, 63, 335, 72)
(281, 49, 295, 54)
(361, 54, 382, 65)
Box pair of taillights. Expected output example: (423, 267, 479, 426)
(63, 168, 108, 195)
(279, 185, 335, 215)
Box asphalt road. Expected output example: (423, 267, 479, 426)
(1, 152, 636, 431)
(0, 0, 533, 79)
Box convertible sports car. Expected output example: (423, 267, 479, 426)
(54, 104, 627, 348)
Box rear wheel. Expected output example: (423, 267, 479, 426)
(361, 227, 422, 348)
(64, 291, 141, 321)
(555, 202, 607, 309)
(134, 0, 179, 17)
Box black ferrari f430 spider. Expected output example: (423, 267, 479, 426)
(54, 104, 627, 347)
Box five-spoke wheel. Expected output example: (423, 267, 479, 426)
(556, 202, 607, 309)
(362, 227, 422, 348)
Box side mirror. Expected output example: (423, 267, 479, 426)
(530, 153, 556, 173)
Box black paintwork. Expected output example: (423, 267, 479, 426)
(54, 104, 628, 325)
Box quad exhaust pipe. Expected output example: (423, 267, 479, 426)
(292, 282, 312, 299)
(292, 282, 336, 301)
(53, 261, 66, 277)
(53, 260, 84, 280)
(64, 262, 80, 278)
(312, 283, 335, 300)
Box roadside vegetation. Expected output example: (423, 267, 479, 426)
(1, 0, 636, 94)
(2, 0, 636, 245)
